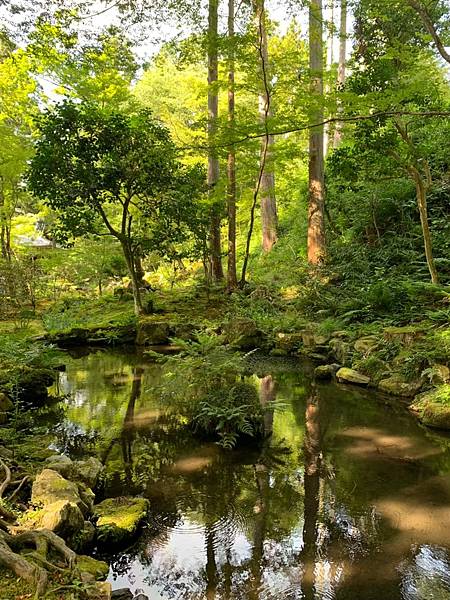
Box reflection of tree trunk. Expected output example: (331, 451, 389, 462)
(259, 375, 275, 437)
(205, 526, 218, 600)
(301, 387, 321, 600)
(120, 364, 144, 486)
(250, 462, 270, 599)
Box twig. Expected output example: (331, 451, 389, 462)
(0, 460, 11, 499)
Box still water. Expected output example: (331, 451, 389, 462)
(48, 349, 450, 600)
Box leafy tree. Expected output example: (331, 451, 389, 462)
(28, 103, 205, 315)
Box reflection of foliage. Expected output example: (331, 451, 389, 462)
(160, 336, 263, 448)
(194, 382, 263, 448)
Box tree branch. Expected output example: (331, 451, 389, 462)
(407, 0, 450, 64)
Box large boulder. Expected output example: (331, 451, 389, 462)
(39, 500, 84, 536)
(32, 469, 93, 515)
(32, 469, 82, 508)
(224, 318, 265, 350)
(378, 374, 422, 397)
(411, 386, 450, 430)
(45, 455, 104, 490)
(94, 497, 149, 546)
(274, 332, 304, 354)
(336, 368, 370, 386)
(428, 365, 450, 386)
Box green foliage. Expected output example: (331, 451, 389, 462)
(160, 335, 264, 448)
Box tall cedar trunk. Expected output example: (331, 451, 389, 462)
(253, 0, 278, 252)
(324, 0, 334, 156)
(308, 0, 326, 265)
(333, 0, 347, 148)
(410, 167, 439, 284)
(227, 0, 238, 290)
(208, 0, 224, 281)
(120, 239, 144, 316)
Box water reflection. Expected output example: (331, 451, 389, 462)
(45, 350, 450, 599)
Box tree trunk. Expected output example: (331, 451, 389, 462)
(253, 0, 278, 253)
(308, 0, 326, 265)
(227, 0, 238, 290)
(208, 0, 224, 281)
(333, 0, 347, 148)
(120, 239, 144, 316)
(324, 0, 335, 156)
(410, 167, 439, 284)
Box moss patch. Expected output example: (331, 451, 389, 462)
(411, 385, 450, 430)
(94, 496, 149, 545)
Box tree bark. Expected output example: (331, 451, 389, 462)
(324, 0, 335, 156)
(308, 0, 326, 265)
(208, 0, 224, 281)
(333, 0, 347, 148)
(227, 0, 238, 290)
(253, 0, 278, 253)
(120, 239, 144, 316)
(409, 166, 439, 284)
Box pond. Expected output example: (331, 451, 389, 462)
(45, 348, 450, 600)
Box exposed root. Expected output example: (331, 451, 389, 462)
(8, 476, 30, 503)
(0, 459, 12, 498)
(0, 528, 77, 598)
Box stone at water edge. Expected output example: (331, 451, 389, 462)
(314, 365, 333, 380)
(133, 591, 150, 600)
(378, 374, 422, 397)
(336, 368, 370, 386)
(76, 555, 109, 581)
(111, 590, 133, 600)
(86, 581, 112, 600)
(94, 496, 150, 545)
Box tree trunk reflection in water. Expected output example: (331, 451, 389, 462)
(301, 386, 322, 600)
(205, 526, 218, 600)
(120, 364, 144, 486)
(248, 375, 276, 597)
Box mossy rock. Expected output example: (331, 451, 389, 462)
(94, 496, 149, 545)
(136, 321, 170, 346)
(0, 392, 13, 412)
(223, 318, 265, 350)
(15, 367, 56, 404)
(378, 374, 422, 397)
(354, 336, 379, 355)
(31, 469, 90, 514)
(77, 555, 109, 581)
(383, 325, 425, 347)
(274, 332, 304, 353)
(411, 385, 450, 430)
(329, 338, 351, 365)
(336, 367, 370, 386)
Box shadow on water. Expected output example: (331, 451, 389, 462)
(44, 348, 450, 600)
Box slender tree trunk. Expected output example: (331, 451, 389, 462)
(120, 239, 144, 316)
(333, 0, 347, 148)
(324, 0, 335, 156)
(208, 0, 224, 281)
(227, 0, 238, 290)
(253, 0, 278, 253)
(409, 167, 439, 284)
(308, 0, 326, 265)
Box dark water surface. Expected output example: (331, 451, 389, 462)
(48, 349, 450, 600)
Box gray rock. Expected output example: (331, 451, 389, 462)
(111, 590, 133, 600)
(73, 457, 104, 489)
(314, 365, 333, 380)
(329, 338, 351, 365)
(45, 454, 73, 478)
(133, 591, 149, 600)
